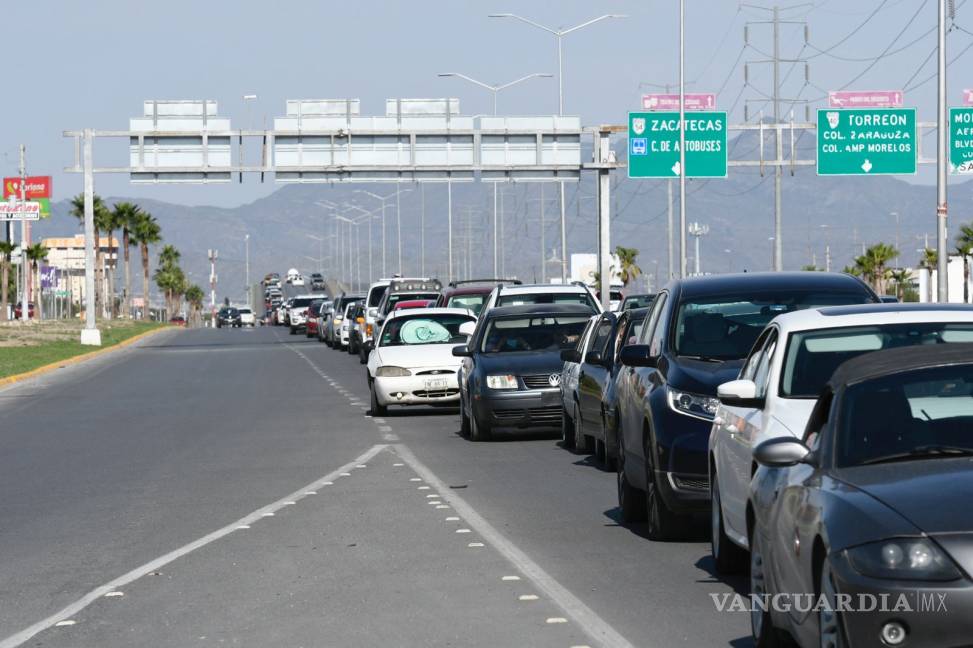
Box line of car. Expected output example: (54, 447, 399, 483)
(257, 267, 973, 647)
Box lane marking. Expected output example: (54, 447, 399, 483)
(445, 517, 460, 521)
(104, 592, 124, 598)
(455, 529, 472, 534)
(519, 594, 539, 601)
(468, 542, 485, 548)
(53, 621, 75, 627)
(0, 444, 389, 648)
(546, 617, 568, 624)
(502, 576, 521, 581)
(392, 444, 637, 648)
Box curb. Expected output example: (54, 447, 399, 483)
(0, 325, 173, 388)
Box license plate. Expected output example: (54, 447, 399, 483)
(425, 378, 448, 390)
(541, 391, 560, 406)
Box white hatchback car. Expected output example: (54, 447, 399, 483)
(366, 307, 477, 415)
(708, 303, 973, 572)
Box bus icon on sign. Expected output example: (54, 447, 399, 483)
(631, 138, 647, 156)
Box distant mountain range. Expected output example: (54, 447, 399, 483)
(28, 129, 972, 303)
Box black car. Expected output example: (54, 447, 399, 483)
(454, 303, 592, 441)
(562, 307, 649, 468)
(615, 272, 878, 539)
(749, 344, 973, 648)
(216, 306, 241, 328)
(347, 302, 366, 355)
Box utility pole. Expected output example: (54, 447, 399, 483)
(80, 130, 100, 344)
(936, 0, 949, 302)
(420, 183, 426, 277)
(244, 234, 250, 308)
(499, 186, 506, 277)
(208, 249, 218, 326)
(688, 222, 709, 275)
(540, 184, 546, 283)
(19, 145, 28, 323)
(679, 0, 687, 278)
(447, 179, 453, 282)
(743, 3, 810, 272)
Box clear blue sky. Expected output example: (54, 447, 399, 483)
(1, 0, 969, 207)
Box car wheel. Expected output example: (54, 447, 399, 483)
(460, 396, 471, 437)
(616, 432, 647, 523)
(819, 559, 847, 648)
(573, 404, 592, 454)
(348, 339, 357, 355)
(750, 531, 795, 647)
(595, 437, 609, 466)
(561, 406, 575, 448)
(306, 328, 313, 338)
(645, 451, 691, 541)
(711, 473, 748, 574)
(469, 412, 492, 442)
(370, 382, 387, 416)
(289, 326, 297, 335)
(359, 344, 368, 365)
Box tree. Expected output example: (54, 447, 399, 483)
(889, 268, 912, 301)
(854, 243, 898, 294)
(0, 240, 14, 321)
(614, 246, 642, 287)
(154, 245, 184, 316)
(919, 247, 939, 302)
(956, 224, 973, 303)
(25, 243, 48, 320)
(69, 193, 112, 315)
(801, 264, 822, 272)
(185, 284, 205, 327)
(130, 211, 161, 319)
(111, 202, 142, 318)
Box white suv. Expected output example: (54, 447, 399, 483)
(480, 282, 602, 318)
(708, 304, 973, 573)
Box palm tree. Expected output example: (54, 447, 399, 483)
(130, 211, 161, 319)
(614, 246, 642, 287)
(154, 245, 183, 316)
(889, 268, 912, 300)
(856, 243, 898, 294)
(919, 247, 938, 302)
(112, 202, 142, 318)
(0, 240, 14, 321)
(69, 193, 112, 315)
(955, 224, 973, 303)
(25, 243, 48, 320)
(185, 284, 205, 327)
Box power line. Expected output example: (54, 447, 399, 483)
(804, 0, 888, 58)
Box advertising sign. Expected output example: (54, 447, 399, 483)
(3, 176, 53, 217)
(0, 200, 42, 220)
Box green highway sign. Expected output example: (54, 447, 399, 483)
(628, 111, 727, 178)
(817, 108, 916, 175)
(950, 107, 973, 175)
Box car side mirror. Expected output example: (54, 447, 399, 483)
(452, 344, 471, 357)
(368, 308, 378, 318)
(619, 344, 655, 367)
(560, 349, 581, 363)
(459, 321, 476, 337)
(717, 379, 765, 409)
(585, 351, 605, 366)
(753, 437, 811, 468)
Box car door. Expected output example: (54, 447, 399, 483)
(719, 328, 779, 539)
(579, 315, 614, 432)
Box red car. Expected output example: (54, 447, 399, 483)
(169, 315, 187, 327)
(392, 299, 435, 311)
(13, 302, 35, 319)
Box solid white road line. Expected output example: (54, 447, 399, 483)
(0, 443, 389, 648)
(393, 444, 638, 648)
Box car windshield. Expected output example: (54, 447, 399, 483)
(447, 294, 487, 316)
(379, 314, 474, 347)
(623, 295, 655, 309)
(782, 323, 973, 398)
(387, 293, 440, 311)
(837, 364, 973, 467)
(291, 297, 315, 308)
(239, 308, 251, 314)
(674, 290, 872, 361)
(368, 285, 389, 307)
(480, 315, 589, 353)
(497, 291, 599, 312)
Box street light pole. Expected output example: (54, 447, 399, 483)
(936, 0, 949, 302)
(438, 71, 553, 279)
(244, 233, 250, 308)
(489, 14, 624, 284)
(679, 0, 688, 278)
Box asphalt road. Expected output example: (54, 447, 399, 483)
(0, 326, 750, 647)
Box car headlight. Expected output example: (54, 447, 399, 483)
(846, 538, 962, 581)
(486, 374, 519, 390)
(667, 387, 720, 420)
(376, 366, 411, 377)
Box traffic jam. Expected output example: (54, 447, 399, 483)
(257, 267, 973, 648)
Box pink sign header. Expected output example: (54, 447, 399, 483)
(641, 93, 716, 111)
(828, 91, 903, 108)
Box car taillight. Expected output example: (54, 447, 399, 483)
(366, 324, 373, 336)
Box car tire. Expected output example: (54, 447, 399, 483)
(306, 328, 313, 338)
(289, 326, 297, 335)
(750, 531, 795, 647)
(818, 559, 847, 648)
(711, 473, 748, 574)
(348, 339, 357, 355)
(469, 412, 492, 442)
(370, 382, 387, 416)
(460, 396, 471, 437)
(595, 437, 609, 467)
(561, 406, 575, 449)
(645, 448, 692, 541)
(359, 345, 368, 365)
(573, 404, 592, 454)
(616, 432, 646, 523)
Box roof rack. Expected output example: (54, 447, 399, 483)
(447, 278, 522, 288)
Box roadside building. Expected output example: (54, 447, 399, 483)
(41, 234, 118, 307)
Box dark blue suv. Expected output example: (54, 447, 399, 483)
(614, 272, 877, 540)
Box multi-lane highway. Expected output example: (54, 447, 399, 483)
(0, 326, 749, 648)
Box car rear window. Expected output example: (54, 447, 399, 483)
(447, 294, 487, 315)
(497, 291, 599, 312)
(368, 285, 389, 307)
(480, 315, 589, 353)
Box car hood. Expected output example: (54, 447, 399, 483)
(834, 459, 973, 534)
(667, 357, 745, 395)
(376, 344, 463, 369)
(475, 351, 564, 377)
